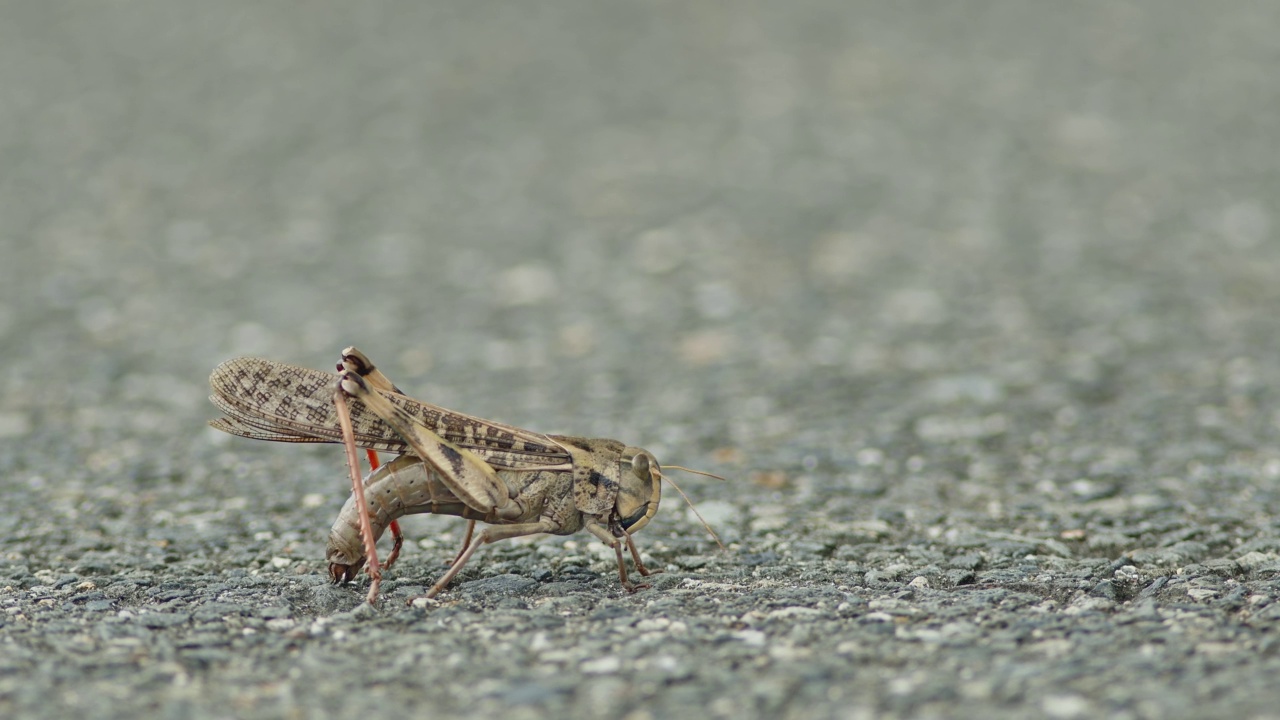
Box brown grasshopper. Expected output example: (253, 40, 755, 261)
(208, 347, 719, 605)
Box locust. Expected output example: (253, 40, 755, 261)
(207, 347, 720, 605)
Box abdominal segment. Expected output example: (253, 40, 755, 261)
(325, 454, 569, 567)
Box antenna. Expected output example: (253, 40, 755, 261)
(664, 465, 727, 482)
(660, 467, 728, 551)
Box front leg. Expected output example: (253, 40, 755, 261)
(625, 532, 660, 578)
(585, 519, 651, 593)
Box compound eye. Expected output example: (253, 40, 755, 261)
(631, 451, 652, 481)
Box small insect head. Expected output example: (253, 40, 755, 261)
(616, 447, 662, 532)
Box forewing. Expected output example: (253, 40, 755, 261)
(209, 415, 328, 444)
(208, 357, 569, 469)
(209, 357, 409, 451)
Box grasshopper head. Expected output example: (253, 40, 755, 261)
(616, 448, 662, 533)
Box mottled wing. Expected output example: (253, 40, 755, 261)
(208, 357, 570, 469)
(209, 415, 329, 444)
(210, 357, 411, 453)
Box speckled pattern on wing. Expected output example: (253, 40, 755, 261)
(209, 357, 570, 469)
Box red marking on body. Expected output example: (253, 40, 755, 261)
(368, 449, 404, 569)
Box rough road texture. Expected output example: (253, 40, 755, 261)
(3, 2, 1280, 719)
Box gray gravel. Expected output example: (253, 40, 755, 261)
(3, 2, 1280, 719)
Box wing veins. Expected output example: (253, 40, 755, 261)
(209, 357, 571, 469)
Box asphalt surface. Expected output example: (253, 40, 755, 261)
(3, 2, 1280, 719)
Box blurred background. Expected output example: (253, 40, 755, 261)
(5, 1, 1277, 477)
(3, 1, 1280, 718)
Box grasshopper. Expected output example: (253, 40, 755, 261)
(208, 347, 718, 605)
